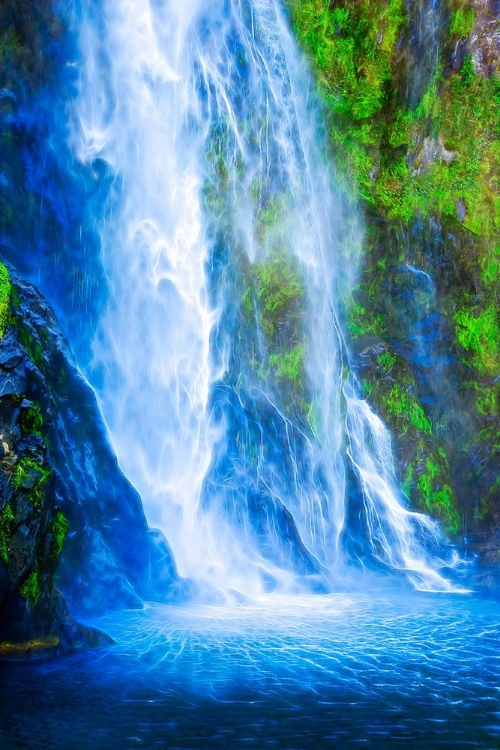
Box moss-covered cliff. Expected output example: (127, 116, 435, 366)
(0, 257, 180, 655)
(0, 261, 105, 655)
(286, 0, 499, 543)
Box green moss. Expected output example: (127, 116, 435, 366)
(450, 8, 475, 38)
(454, 305, 500, 375)
(459, 52, 475, 86)
(49, 510, 69, 560)
(288, 0, 406, 121)
(19, 567, 41, 606)
(385, 383, 432, 435)
(12, 458, 51, 506)
(205, 122, 231, 184)
(19, 403, 44, 437)
(0, 262, 12, 338)
(481, 253, 500, 287)
(401, 450, 461, 534)
(287, 0, 407, 201)
(360, 378, 372, 398)
(408, 401, 433, 435)
(403, 461, 413, 498)
(253, 251, 305, 340)
(346, 298, 385, 337)
(287, 1, 499, 240)
(269, 343, 306, 382)
(419, 457, 438, 485)
(243, 287, 254, 316)
(243, 250, 309, 408)
(421, 57, 500, 238)
(476, 389, 497, 417)
(0, 503, 15, 564)
(17, 324, 44, 368)
(10, 285, 20, 310)
(377, 350, 397, 374)
(417, 459, 460, 533)
(255, 195, 288, 244)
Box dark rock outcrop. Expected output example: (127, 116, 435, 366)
(0, 263, 179, 654)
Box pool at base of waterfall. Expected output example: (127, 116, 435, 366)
(1, 592, 499, 749)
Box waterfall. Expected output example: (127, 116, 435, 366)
(71, 0, 458, 595)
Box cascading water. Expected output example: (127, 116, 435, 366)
(406, 0, 444, 108)
(72, 0, 459, 595)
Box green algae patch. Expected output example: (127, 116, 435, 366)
(0, 636, 59, 659)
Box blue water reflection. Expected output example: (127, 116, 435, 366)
(1, 593, 500, 748)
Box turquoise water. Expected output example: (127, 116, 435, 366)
(1, 592, 500, 748)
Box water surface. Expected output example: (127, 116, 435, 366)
(1, 592, 499, 748)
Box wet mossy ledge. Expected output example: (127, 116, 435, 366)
(286, 0, 499, 547)
(0, 261, 179, 657)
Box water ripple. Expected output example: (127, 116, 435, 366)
(1, 593, 500, 748)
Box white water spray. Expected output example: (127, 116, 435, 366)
(72, 0, 459, 594)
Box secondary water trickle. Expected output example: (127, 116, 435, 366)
(72, 0, 461, 595)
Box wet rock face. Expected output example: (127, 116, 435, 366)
(0, 265, 178, 651)
(348, 215, 499, 546)
(405, 0, 448, 108)
(0, 336, 62, 644)
(469, 0, 500, 76)
(407, 136, 456, 175)
(286, 0, 499, 567)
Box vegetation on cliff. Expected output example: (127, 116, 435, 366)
(286, 0, 499, 535)
(0, 261, 72, 644)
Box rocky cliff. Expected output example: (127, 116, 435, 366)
(0, 263, 178, 656)
(286, 0, 499, 564)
